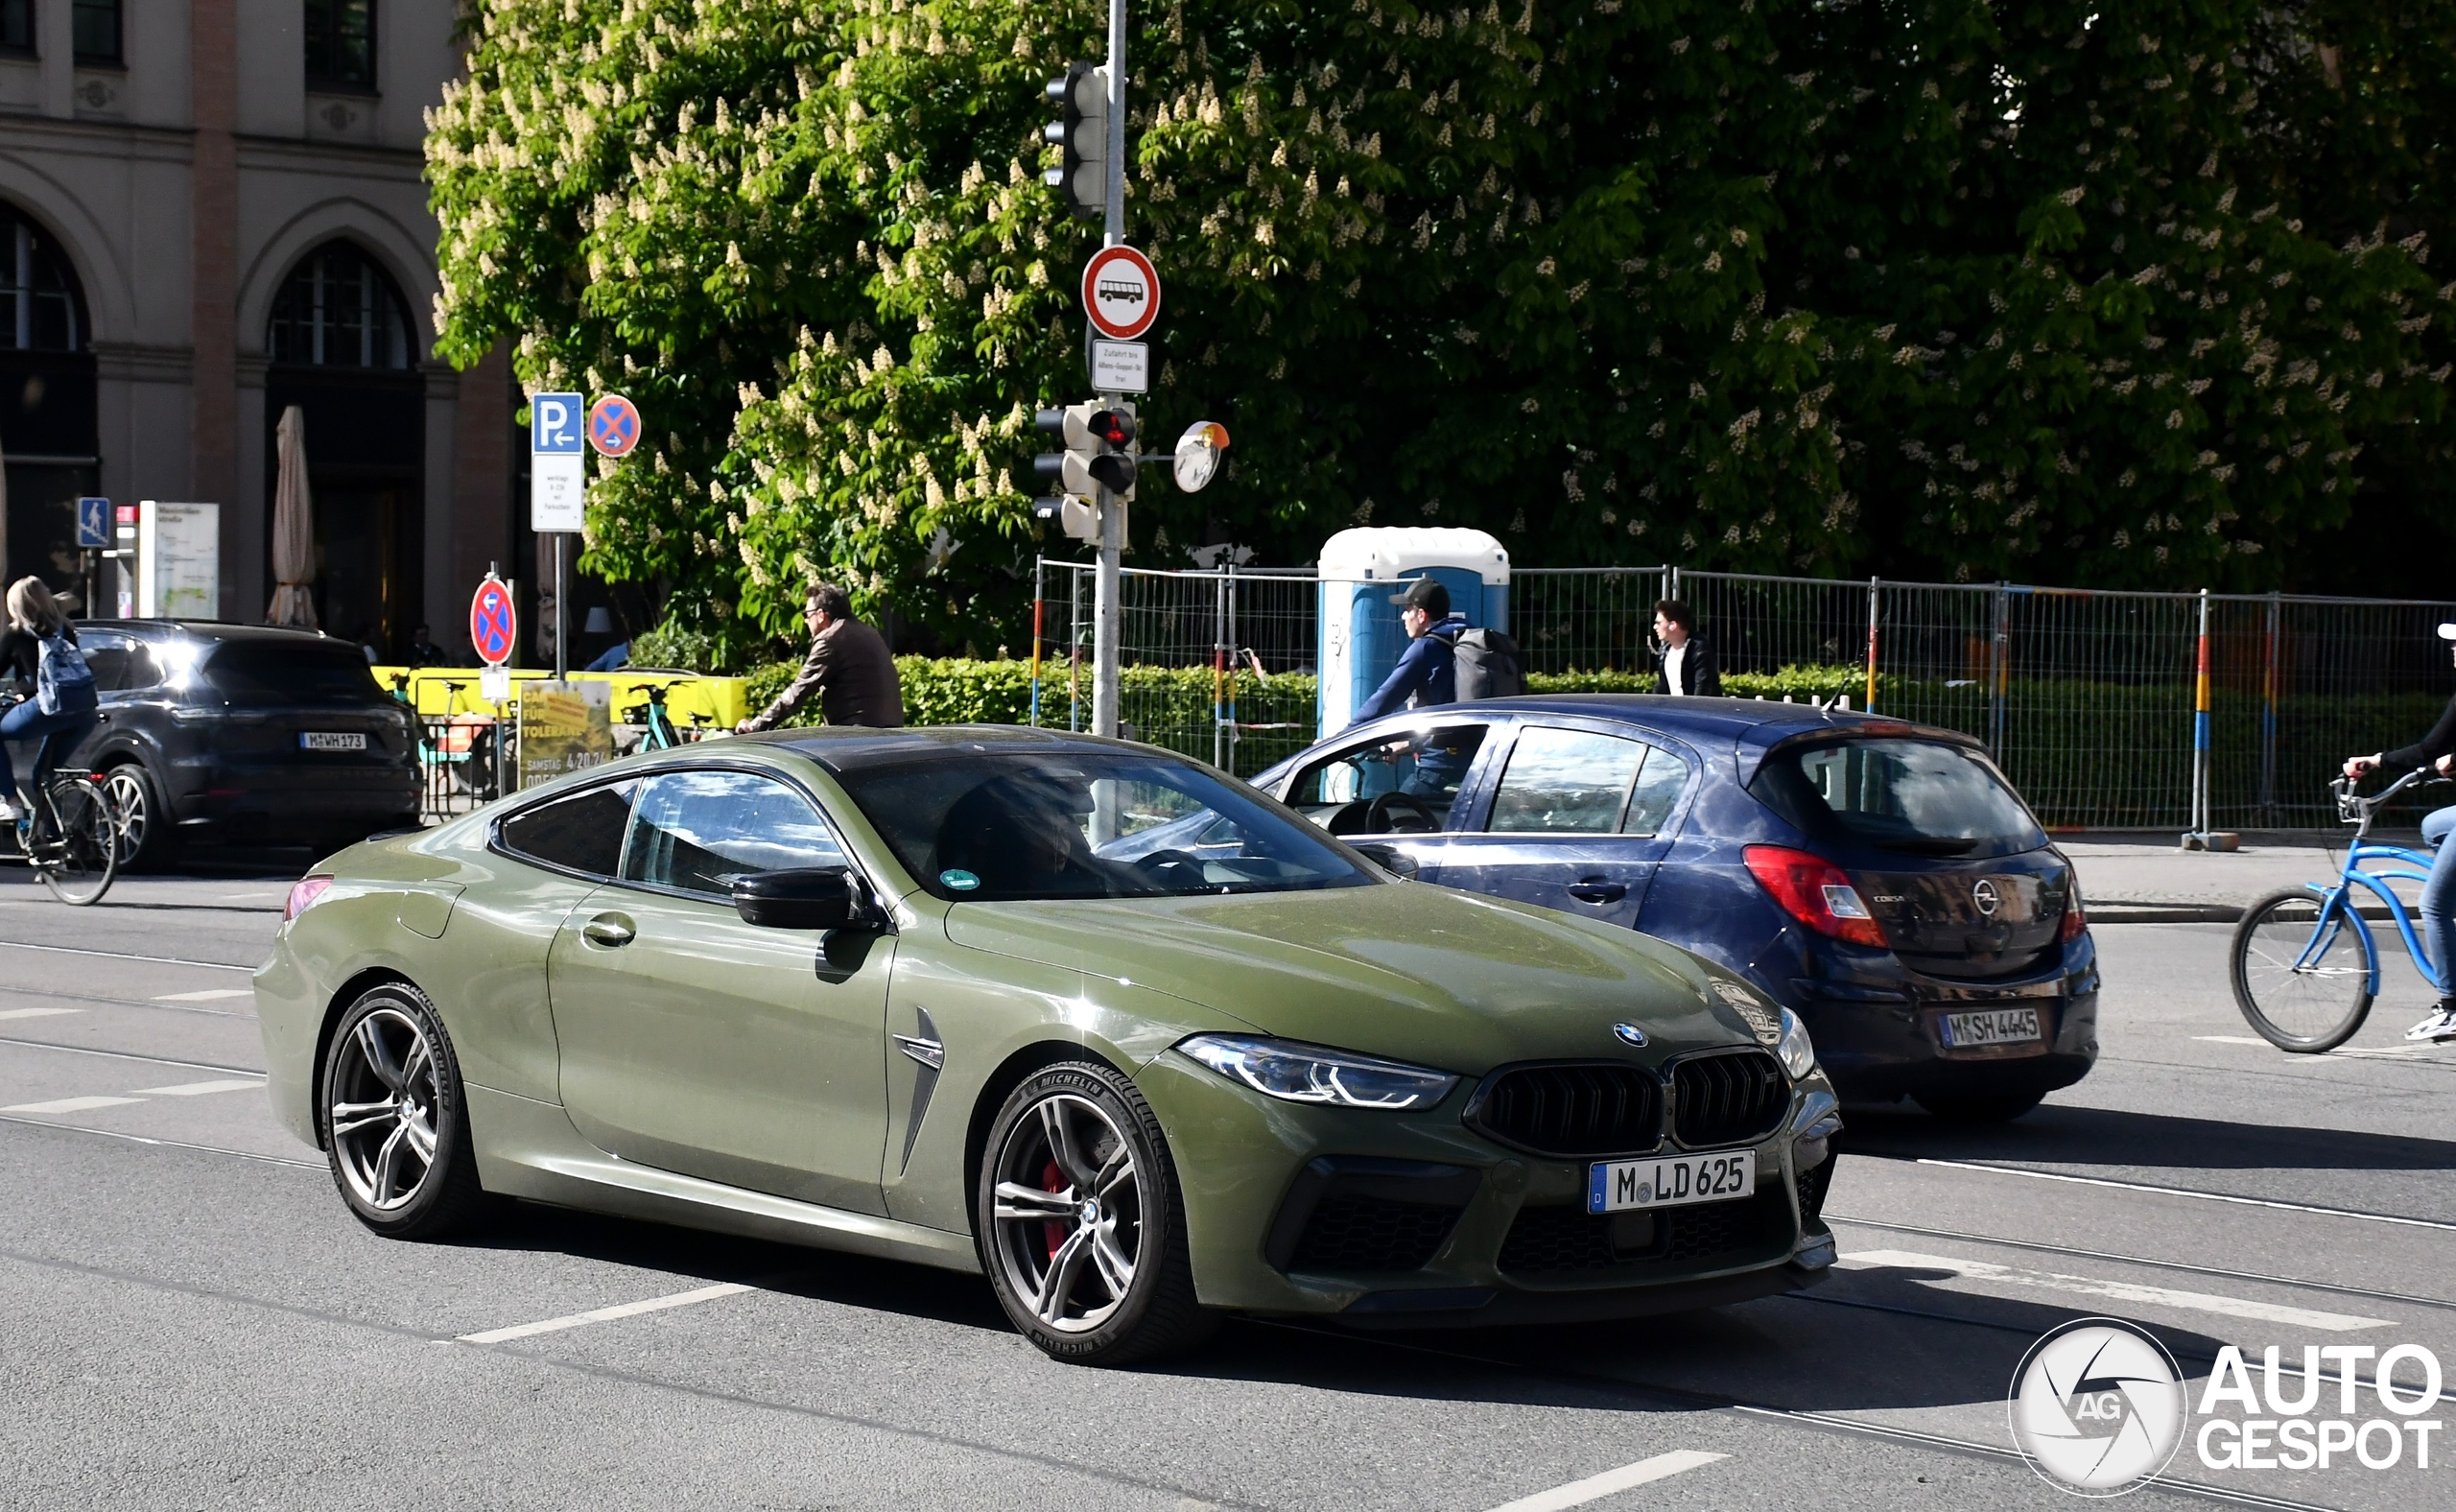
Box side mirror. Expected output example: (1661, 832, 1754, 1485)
(1352, 842, 1418, 880)
(732, 866, 857, 931)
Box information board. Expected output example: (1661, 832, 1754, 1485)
(516, 679, 613, 790)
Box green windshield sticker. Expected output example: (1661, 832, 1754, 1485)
(940, 868, 980, 891)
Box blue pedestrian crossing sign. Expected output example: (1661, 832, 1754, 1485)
(76, 497, 109, 549)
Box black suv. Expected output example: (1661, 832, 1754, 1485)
(63, 622, 420, 866)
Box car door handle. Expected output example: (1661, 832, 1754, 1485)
(1566, 881, 1627, 905)
(581, 913, 636, 947)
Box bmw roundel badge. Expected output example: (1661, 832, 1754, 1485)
(1611, 1023, 1649, 1048)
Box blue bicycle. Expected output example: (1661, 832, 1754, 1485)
(2231, 766, 2449, 1051)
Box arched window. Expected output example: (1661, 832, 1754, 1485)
(267, 242, 413, 368)
(0, 205, 85, 353)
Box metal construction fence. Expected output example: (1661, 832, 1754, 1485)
(1032, 557, 2456, 831)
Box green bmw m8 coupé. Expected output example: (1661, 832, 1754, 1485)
(256, 726, 1841, 1364)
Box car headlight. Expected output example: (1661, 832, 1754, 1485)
(1176, 1033, 1457, 1110)
(1777, 1007, 1817, 1080)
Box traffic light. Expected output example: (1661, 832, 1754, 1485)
(1044, 62, 1108, 219)
(1030, 494, 1099, 543)
(1034, 402, 1139, 498)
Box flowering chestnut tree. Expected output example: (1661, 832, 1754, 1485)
(427, 0, 2453, 654)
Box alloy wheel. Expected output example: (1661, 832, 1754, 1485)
(102, 768, 147, 866)
(328, 1006, 441, 1210)
(987, 1093, 1143, 1334)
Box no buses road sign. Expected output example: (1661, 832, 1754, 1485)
(530, 390, 586, 532)
(470, 574, 519, 667)
(1081, 245, 1160, 341)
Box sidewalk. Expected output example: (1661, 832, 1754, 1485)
(2058, 830, 2420, 922)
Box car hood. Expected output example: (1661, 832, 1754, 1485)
(942, 883, 1764, 1075)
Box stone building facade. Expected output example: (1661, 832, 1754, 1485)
(0, 0, 518, 658)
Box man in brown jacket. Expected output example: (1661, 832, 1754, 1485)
(737, 583, 906, 731)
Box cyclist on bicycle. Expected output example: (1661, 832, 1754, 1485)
(0, 578, 98, 832)
(2343, 621, 2456, 1043)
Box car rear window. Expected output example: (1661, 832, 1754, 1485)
(499, 781, 636, 878)
(1752, 738, 2044, 859)
(205, 640, 385, 705)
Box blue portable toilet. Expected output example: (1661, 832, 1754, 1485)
(1316, 527, 1510, 736)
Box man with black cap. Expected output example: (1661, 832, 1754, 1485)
(1352, 577, 1471, 725)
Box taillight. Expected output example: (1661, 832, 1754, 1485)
(285, 875, 334, 922)
(2061, 881, 2088, 941)
(1743, 845, 1888, 948)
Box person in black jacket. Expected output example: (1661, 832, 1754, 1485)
(1649, 599, 1722, 697)
(2344, 622, 2456, 1042)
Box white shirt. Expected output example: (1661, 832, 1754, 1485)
(1664, 642, 1688, 696)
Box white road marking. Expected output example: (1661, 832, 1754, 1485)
(153, 989, 254, 1004)
(1915, 1158, 2456, 1233)
(1839, 1248, 2390, 1332)
(2195, 1034, 2444, 1060)
(0, 1007, 81, 1020)
(1, 1095, 144, 1115)
(457, 1283, 756, 1344)
(1478, 1451, 1727, 1512)
(126, 1079, 263, 1098)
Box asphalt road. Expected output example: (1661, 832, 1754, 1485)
(1, 862, 2451, 1512)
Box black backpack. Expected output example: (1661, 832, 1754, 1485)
(1447, 626, 1524, 700)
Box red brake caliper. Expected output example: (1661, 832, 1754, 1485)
(1040, 1159, 1068, 1260)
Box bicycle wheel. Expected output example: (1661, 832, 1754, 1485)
(35, 779, 118, 906)
(2232, 886, 2373, 1051)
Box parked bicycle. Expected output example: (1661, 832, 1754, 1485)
(620, 681, 712, 754)
(2231, 766, 2448, 1051)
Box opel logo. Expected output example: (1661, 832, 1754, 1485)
(1972, 879, 2001, 917)
(1612, 1023, 1649, 1048)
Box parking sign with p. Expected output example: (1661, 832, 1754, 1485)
(531, 391, 586, 532)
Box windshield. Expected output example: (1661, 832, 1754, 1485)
(834, 750, 1379, 902)
(204, 641, 385, 706)
(1752, 738, 2044, 859)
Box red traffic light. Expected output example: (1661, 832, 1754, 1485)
(1088, 409, 1136, 447)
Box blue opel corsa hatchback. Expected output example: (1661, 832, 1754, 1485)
(1245, 696, 2100, 1122)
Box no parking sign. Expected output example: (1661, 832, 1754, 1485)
(470, 574, 518, 668)
(588, 394, 641, 458)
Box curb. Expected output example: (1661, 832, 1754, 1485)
(2089, 902, 2408, 925)
(2090, 904, 2243, 924)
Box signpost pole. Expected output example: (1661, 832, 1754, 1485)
(1089, 0, 1128, 740)
(554, 533, 568, 680)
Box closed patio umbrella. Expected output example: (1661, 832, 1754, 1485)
(267, 405, 318, 628)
